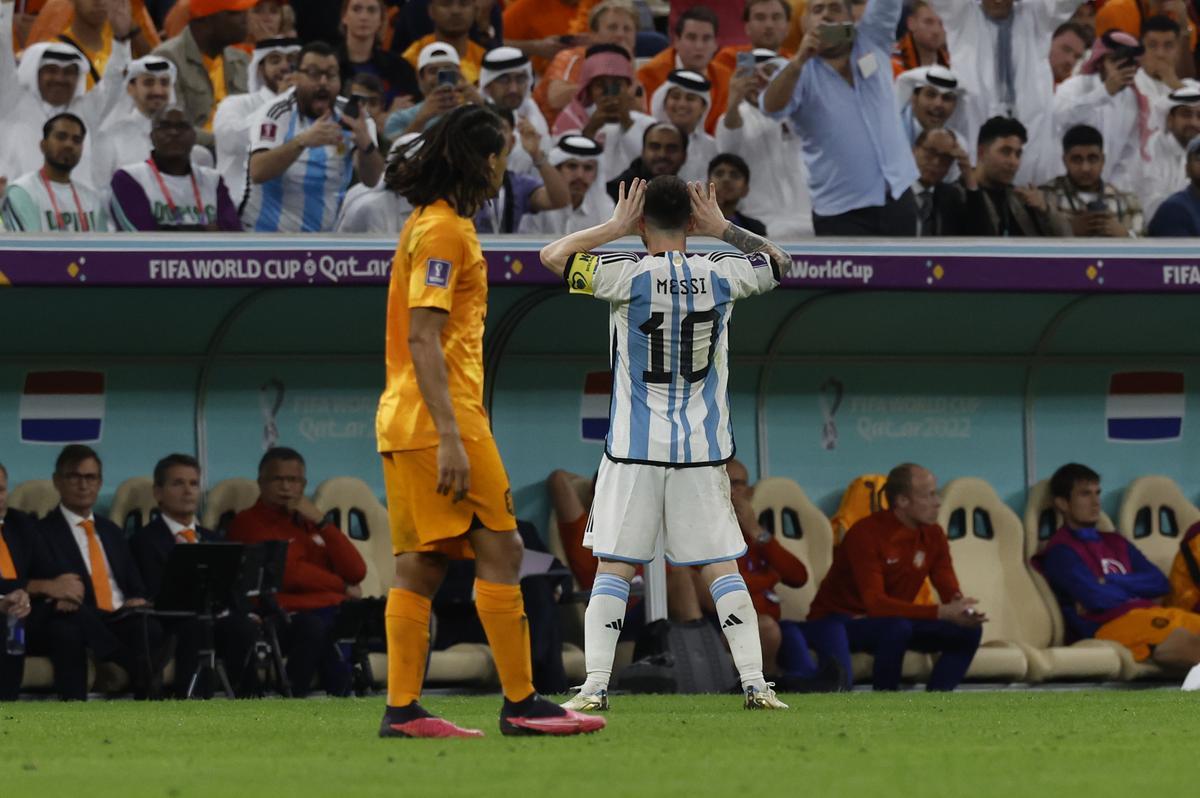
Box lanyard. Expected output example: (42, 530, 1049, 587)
(39, 168, 89, 232)
(146, 158, 208, 227)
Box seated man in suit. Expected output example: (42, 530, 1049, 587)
(808, 463, 986, 691)
(913, 128, 972, 236)
(24, 445, 167, 700)
(0, 462, 35, 700)
(1037, 463, 1200, 671)
(131, 453, 258, 698)
(227, 447, 367, 697)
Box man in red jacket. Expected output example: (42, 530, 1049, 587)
(808, 463, 985, 691)
(228, 447, 367, 697)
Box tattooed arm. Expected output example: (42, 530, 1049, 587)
(688, 181, 791, 279)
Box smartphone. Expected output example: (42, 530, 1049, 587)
(735, 50, 756, 75)
(1085, 199, 1108, 213)
(436, 68, 459, 87)
(817, 22, 856, 46)
(342, 94, 362, 120)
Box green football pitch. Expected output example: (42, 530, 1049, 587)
(0, 691, 1193, 798)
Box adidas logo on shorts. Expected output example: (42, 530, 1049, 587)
(605, 619, 624, 631)
(722, 614, 743, 628)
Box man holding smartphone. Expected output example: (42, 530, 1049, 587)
(1040, 124, 1142, 237)
(384, 42, 480, 138)
(761, 0, 919, 236)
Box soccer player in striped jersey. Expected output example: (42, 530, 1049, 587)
(540, 175, 792, 711)
(376, 105, 604, 739)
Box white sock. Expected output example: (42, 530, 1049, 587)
(710, 573, 767, 691)
(581, 573, 631, 692)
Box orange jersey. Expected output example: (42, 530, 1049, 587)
(376, 200, 493, 452)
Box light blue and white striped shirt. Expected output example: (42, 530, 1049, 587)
(567, 249, 778, 466)
(239, 90, 376, 232)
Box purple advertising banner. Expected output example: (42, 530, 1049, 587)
(1, 235, 1200, 292)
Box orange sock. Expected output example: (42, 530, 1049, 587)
(385, 588, 431, 708)
(474, 579, 535, 703)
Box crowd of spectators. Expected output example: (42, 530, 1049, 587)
(2, 0, 1200, 236)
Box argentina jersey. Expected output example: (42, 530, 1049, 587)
(566, 249, 779, 466)
(239, 90, 376, 232)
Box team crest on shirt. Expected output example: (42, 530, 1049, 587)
(1100, 558, 1128, 575)
(259, 121, 279, 142)
(426, 258, 452, 288)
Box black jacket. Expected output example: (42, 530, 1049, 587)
(130, 517, 217, 600)
(606, 158, 658, 203)
(30, 507, 147, 608)
(0, 510, 36, 593)
(914, 181, 970, 236)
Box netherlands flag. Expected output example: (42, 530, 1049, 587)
(581, 371, 612, 442)
(1106, 371, 1184, 442)
(19, 371, 106, 444)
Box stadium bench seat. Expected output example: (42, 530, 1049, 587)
(1116, 475, 1200, 575)
(200, 478, 259, 534)
(1020, 482, 1129, 681)
(546, 472, 631, 684)
(9, 479, 60, 519)
(109, 476, 156, 533)
(313, 477, 393, 599)
(937, 479, 1032, 681)
(752, 477, 932, 682)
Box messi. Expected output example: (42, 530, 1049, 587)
(656, 277, 708, 296)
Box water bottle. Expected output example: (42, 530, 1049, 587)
(5, 614, 25, 656)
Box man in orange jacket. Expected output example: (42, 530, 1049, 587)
(636, 6, 730, 134)
(228, 446, 367, 696)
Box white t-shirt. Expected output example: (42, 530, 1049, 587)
(240, 89, 378, 232)
(1, 169, 110, 231)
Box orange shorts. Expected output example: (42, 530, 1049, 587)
(381, 436, 516, 559)
(1095, 607, 1200, 661)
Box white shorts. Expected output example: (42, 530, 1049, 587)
(584, 457, 747, 566)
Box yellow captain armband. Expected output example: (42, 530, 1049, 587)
(566, 252, 600, 295)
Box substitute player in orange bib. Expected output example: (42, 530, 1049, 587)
(375, 104, 604, 739)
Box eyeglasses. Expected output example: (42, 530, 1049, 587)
(297, 68, 339, 82)
(61, 472, 100, 485)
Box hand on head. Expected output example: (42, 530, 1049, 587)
(687, 181, 728, 238)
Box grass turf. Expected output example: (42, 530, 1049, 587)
(0, 691, 1193, 798)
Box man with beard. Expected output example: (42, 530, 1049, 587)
(1138, 82, 1200, 220)
(896, 66, 969, 151)
(154, 0, 252, 149)
(650, 70, 716, 183)
(2, 113, 111, 231)
(762, 0, 919, 236)
(604, 123, 685, 203)
(0, 0, 133, 186)
(891, 1, 950, 76)
(519, 135, 614, 235)
(1040, 124, 1142, 237)
(110, 104, 242, 230)
(241, 40, 382, 232)
(965, 115, 1069, 236)
(94, 56, 184, 186)
(213, 36, 299, 201)
(717, 49, 811, 238)
(480, 46, 549, 177)
(401, 0, 486, 85)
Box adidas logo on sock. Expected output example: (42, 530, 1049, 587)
(605, 619, 624, 631)
(722, 614, 743, 628)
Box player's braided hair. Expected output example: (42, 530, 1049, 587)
(385, 104, 507, 216)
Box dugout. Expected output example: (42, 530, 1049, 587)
(0, 235, 1198, 540)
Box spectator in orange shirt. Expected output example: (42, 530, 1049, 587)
(636, 6, 731, 134)
(891, 0, 949, 77)
(401, 0, 486, 85)
(227, 447, 367, 697)
(533, 0, 639, 128)
(503, 0, 595, 75)
(809, 463, 985, 691)
(1094, 0, 1198, 75)
(713, 0, 793, 76)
